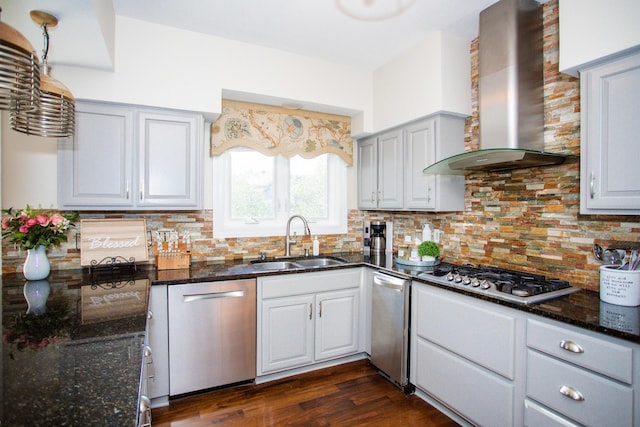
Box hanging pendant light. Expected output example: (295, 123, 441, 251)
(0, 7, 40, 111)
(11, 10, 75, 138)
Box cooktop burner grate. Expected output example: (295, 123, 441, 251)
(418, 262, 578, 304)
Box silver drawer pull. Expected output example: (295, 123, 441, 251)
(559, 385, 585, 401)
(559, 340, 584, 353)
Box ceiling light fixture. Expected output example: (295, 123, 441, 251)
(336, 0, 416, 21)
(0, 7, 40, 111)
(11, 10, 75, 138)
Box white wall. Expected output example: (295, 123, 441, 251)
(371, 31, 471, 132)
(1, 113, 58, 209)
(559, 0, 640, 75)
(54, 16, 374, 132)
(1, 15, 472, 211)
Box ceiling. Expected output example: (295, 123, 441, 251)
(1, 0, 502, 71)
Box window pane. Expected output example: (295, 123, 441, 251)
(290, 155, 328, 218)
(230, 150, 275, 219)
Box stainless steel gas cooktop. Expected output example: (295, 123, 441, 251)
(417, 263, 579, 305)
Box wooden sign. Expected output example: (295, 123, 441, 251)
(80, 219, 149, 266)
(80, 279, 150, 324)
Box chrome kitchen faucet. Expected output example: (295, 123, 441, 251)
(285, 215, 311, 257)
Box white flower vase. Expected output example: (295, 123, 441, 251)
(23, 280, 51, 315)
(23, 245, 51, 281)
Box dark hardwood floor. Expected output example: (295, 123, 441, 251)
(151, 359, 460, 426)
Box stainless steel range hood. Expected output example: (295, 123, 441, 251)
(424, 0, 573, 175)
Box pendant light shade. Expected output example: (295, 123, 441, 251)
(0, 8, 40, 111)
(10, 10, 75, 138)
(10, 63, 75, 137)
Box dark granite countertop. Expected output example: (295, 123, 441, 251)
(1, 268, 150, 427)
(2, 252, 638, 425)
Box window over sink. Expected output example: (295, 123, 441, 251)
(213, 148, 347, 238)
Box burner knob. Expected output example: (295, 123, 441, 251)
(480, 280, 492, 290)
(446, 272, 455, 281)
(454, 274, 463, 283)
(471, 278, 481, 287)
(462, 276, 471, 286)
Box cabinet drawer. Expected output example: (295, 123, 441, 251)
(524, 399, 579, 427)
(259, 269, 361, 299)
(527, 318, 633, 383)
(413, 285, 516, 379)
(527, 350, 633, 427)
(414, 338, 515, 427)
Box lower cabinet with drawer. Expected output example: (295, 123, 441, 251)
(410, 283, 526, 426)
(525, 317, 639, 427)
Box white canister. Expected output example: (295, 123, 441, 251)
(599, 265, 640, 306)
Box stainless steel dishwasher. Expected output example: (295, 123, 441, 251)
(168, 279, 256, 396)
(371, 271, 412, 391)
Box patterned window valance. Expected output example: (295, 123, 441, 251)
(210, 100, 353, 165)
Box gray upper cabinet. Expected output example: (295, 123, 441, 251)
(357, 129, 404, 210)
(580, 51, 640, 215)
(358, 113, 465, 212)
(58, 101, 203, 210)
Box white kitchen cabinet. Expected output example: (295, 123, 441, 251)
(404, 115, 465, 211)
(525, 317, 639, 427)
(257, 269, 361, 376)
(358, 113, 465, 212)
(580, 51, 640, 214)
(147, 284, 169, 407)
(410, 282, 525, 426)
(357, 129, 404, 210)
(261, 294, 315, 372)
(58, 101, 203, 210)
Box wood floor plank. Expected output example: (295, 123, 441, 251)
(152, 360, 460, 426)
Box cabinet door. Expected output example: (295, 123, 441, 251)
(377, 129, 404, 209)
(148, 285, 169, 401)
(138, 110, 203, 208)
(405, 119, 436, 209)
(357, 137, 377, 209)
(580, 52, 640, 214)
(315, 288, 359, 361)
(58, 102, 134, 208)
(261, 294, 314, 374)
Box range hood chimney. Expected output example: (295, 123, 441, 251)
(424, 0, 573, 175)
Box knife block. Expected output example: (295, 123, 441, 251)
(155, 241, 191, 270)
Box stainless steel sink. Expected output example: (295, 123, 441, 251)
(293, 257, 347, 268)
(249, 256, 348, 271)
(249, 261, 304, 271)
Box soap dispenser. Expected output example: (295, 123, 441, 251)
(312, 236, 320, 256)
(422, 223, 432, 242)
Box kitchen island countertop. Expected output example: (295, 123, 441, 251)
(1, 253, 638, 426)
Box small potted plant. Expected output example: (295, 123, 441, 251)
(418, 240, 440, 262)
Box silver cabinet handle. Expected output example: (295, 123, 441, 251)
(309, 303, 312, 320)
(126, 180, 130, 199)
(373, 273, 407, 291)
(319, 301, 322, 318)
(559, 385, 585, 401)
(147, 310, 153, 320)
(139, 395, 151, 412)
(144, 345, 152, 357)
(183, 290, 244, 302)
(590, 172, 595, 199)
(559, 340, 584, 354)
